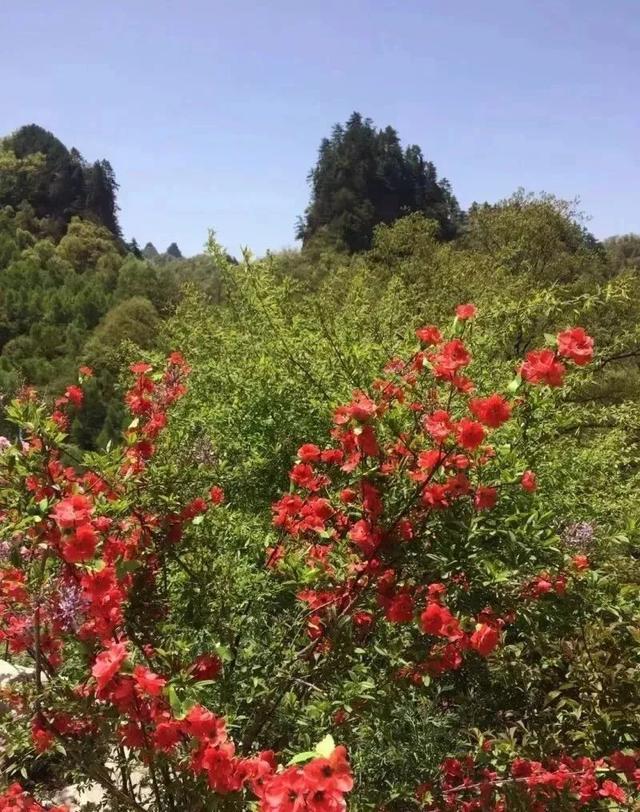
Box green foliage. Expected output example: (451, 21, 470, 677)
(1, 124, 121, 237)
(297, 112, 461, 251)
(1, 122, 640, 808)
(603, 232, 640, 273)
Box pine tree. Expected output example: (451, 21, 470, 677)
(297, 113, 461, 251)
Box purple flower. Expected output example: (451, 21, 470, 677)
(562, 522, 595, 549)
(54, 583, 88, 632)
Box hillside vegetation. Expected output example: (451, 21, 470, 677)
(0, 117, 639, 810)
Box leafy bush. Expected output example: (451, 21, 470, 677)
(1, 308, 638, 810)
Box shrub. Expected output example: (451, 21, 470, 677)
(0, 310, 638, 810)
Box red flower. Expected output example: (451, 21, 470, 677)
(521, 349, 566, 387)
(297, 443, 322, 463)
(424, 410, 455, 442)
(598, 779, 627, 803)
(384, 592, 414, 623)
(303, 745, 354, 793)
(433, 339, 471, 378)
(320, 448, 343, 465)
(346, 392, 378, 423)
(557, 327, 594, 366)
(355, 425, 380, 457)
(133, 665, 166, 697)
(92, 641, 128, 691)
(31, 720, 54, 752)
(427, 583, 447, 602)
(153, 719, 182, 752)
(182, 497, 208, 518)
(185, 705, 226, 741)
(62, 523, 97, 563)
(456, 419, 485, 450)
(190, 653, 222, 681)
(470, 623, 500, 656)
(469, 394, 511, 428)
(209, 486, 225, 505)
(474, 486, 497, 511)
(168, 351, 187, 367)
(64, 385, 84, 407)
(52, 494, 92, 529)
(340, 488, 358, 505)
(397, 518, 414, 541)
(420, 602, 458, 637)
(130, 362, 152, 374)
(421, 483, 450, 510)
(352, 611, 374, 634)
(348, 520, 379, 556)
(521, 470, 537, 492)
(455, 303, 477, 320)
(290, 463, 316, 489)
(416, 325, 442, 345)
(262, 767, 305, 810)
(572, 554, 589, 571)
(119, 722, 145, 749)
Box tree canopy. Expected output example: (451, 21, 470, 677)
(297, 112, 462, 251)
(0, 124, 120, 237)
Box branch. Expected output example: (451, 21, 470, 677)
(597, 347, 640, 368)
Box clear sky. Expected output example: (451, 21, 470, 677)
(1, 1, 638, 256)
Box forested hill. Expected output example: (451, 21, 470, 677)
(0, 116, 639, 452)
(0, 124, 224, 447)
(0, 124, 121, 239)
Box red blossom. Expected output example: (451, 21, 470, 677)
(521, 349, 566, 387)
(190, 653, 223, 681)
(557, 327, 594, 366)
(456, 419, 486, 450)
(469, 622, 500, 656)
(91, 641, 128, 691)
(416, 325, 443, 345)
(133, 664, 166, 697)
(209, 485, 225, 504)
(474, 486, 497, 511)
(64, 385, 84, 407)
(521, 470, 537, 492)
(469, 393, 511, 428)
(298, 443, 322, 462)
(455, 303, 477, 320)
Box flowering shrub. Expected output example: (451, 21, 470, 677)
(0, 354, 353, 809)
(0, 307, 638, 809)
(416, 748, 640, 810)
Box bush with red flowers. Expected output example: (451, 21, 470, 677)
(0, 308, 639, 810)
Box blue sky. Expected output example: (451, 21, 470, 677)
(1, 1, 638, 256)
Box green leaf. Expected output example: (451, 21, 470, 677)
(315, 734, 335, 758)
(507, 375, 522, 393)
(168, 685, 182, 715)
(115, 559, 141, 581)
(287, 750, 316, 765)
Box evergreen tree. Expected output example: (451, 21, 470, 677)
(126, 237, 143, 258)
(166, 241, 183, 259)
(297, 112, 461, 251)
(142, 242, 159, 260)
(0, 125, 121, 237)
(84, 159, 120, 236)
